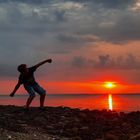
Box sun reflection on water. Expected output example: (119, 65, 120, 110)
(108, 94, 113, 110)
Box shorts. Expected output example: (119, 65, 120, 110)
(24, 83, 46, 97)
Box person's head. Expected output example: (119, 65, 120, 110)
(17, 64, 28, 73)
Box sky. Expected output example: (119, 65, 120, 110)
(0, 0, 140, 94)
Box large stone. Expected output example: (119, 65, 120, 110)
(129, 133, 140, 140)
(104, 133, 118, 140)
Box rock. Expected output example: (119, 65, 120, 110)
(33, 116, 46, 125)
(71, 136, 82, 140)
(78, 112, 87, 118)
(1, 105, 140, 140)
(20, 123, 28, 127)
(7, 135, 12, 139)
(104, 133, 118, 140)
(122, 122, 131, 129)
(80, 126, 89, 133)
(34, 134, 37, 137)
(58, 121, 65, 126)
(71, 127, 79, 135)
(129, 133, 140, 140)
(61, 116, 66, 120)
(74, 117, 80, 122)
(46, 125, 54, 130)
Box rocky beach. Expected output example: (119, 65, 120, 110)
(0, 105, 140, 140)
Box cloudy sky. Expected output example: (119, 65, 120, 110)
(0, 0, 140, 94)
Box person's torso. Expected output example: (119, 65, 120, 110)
(19, 67, 37, 85)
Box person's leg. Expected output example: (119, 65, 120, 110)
(40, 94, 46, 107)
(24, 85, 36, 109)
(33, 83, 46, 108)
(26, 95, 35, 109)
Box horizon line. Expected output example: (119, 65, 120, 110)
(0, 93, 140, 96)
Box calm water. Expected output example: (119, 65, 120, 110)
(0, 94, 140, 112)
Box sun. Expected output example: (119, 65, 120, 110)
(104, 82, 116, 89)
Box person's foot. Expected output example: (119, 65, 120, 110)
(23, 106, 29, 112)
(39, 107, 46, 111)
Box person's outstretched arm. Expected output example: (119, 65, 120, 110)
(10, 82, 21, 97)
(34, 59, 52, 68)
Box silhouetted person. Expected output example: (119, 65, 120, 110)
(10, 59, 52, 110)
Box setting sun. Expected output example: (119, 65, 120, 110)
(104, 82, 116, 89)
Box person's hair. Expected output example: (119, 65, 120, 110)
(17, 64, 27, 72)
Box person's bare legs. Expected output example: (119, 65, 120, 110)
(25, 96, 35, 109)
(40, 94, 46, 108)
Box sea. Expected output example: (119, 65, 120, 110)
(0, 94, 140, 112)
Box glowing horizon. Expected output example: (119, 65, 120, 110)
(0, 79, 140, 95)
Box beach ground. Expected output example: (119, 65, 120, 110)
(0, 105, 140, 140)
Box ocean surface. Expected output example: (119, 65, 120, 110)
(0, 94, 140, 112)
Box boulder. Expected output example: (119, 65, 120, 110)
(129, 133, 140, 140)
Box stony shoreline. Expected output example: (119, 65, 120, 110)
(0, 105, 140, 140)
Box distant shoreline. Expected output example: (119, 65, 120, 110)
(0, 93, 140, 96)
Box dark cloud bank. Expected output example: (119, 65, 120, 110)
(0, 0, 140, 79)
(72, 54, 140, 70)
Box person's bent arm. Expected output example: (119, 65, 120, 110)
(34, 59, 52, 68)
(10, 82, 21, 97)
